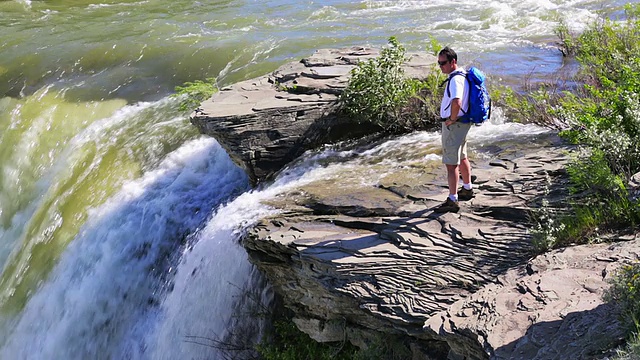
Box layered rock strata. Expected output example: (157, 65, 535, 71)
(190, 47, 436, 184)
(243, 136, 634, 359)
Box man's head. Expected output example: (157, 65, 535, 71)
(438, 46, 458, 74)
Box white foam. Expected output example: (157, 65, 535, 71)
(0, 137, 248, 359)
(349, 0, 598, 52)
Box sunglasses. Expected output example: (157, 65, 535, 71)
(437, 60, 450, 66)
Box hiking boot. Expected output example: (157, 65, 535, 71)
(434, 198, 460, 213)
(458, 187, 474, 201)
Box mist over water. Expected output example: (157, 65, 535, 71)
(0, 0, 638, 358)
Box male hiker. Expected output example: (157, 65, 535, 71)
(434, 46, 474, 213)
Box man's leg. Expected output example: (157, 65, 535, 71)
(447, 164, 459, 198)
(434, 163, 460, 213)
(436, 122, 470, 213)
(459, 157, 471, 185)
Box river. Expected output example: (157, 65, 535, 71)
(0, 0, 637, 359)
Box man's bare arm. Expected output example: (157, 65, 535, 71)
(445, 98, 462, 126)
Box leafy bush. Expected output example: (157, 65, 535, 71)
(516, 5, 640, 251)
(339, 37, 444, 132)
(530, 149, 640, 252)
(172, 77, 218, 112)
(563, 150, 638, 241)
(492, 84, 569, 129)
(604, 263, 640, 359)
(611, 331, 640, 360)
(540, 4, 640, 179)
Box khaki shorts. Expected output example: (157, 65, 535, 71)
(441, 121, 471, 165)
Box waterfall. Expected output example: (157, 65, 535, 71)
(0, 135, 250, 359)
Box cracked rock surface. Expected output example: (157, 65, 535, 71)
(243, 134, 638, 359)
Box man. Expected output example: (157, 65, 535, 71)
(434, 46, 474, 213)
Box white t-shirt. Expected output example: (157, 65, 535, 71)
(440, 69, 469, 119)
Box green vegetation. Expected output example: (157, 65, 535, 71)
(256, 318, 416, 360)
(605, 263, 640, 359)
(611, 331, 640, 360)
(501, 4, 640, 357)
(499, 5, 640, 252)
(605, 263, 640, 333)
(339, 36, 445, 132)
(257, 320, 358, 360)
(172, 77, 218, 112)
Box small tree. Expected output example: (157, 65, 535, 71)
(339, 37, 443, 132)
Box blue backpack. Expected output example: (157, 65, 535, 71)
(445, 67, 492, 125)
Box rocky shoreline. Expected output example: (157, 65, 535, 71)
(192, 48, 639, 359)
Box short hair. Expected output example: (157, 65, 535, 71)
(438, 46, 458, 62)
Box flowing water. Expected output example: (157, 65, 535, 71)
(0, 0, 638, 358)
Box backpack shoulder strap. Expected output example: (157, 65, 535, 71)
(443, 70, 467, 98)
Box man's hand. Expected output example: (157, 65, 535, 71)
(445, 118, 457, 127)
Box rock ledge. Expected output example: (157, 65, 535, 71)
(243, 139, 634, 359)
(191, 47, 436, 184)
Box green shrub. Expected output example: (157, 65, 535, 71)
(605, 263, 640, 332)
(564, 149, 638, 236)
(518, 5, 640, 251)
(491, 84, 567, 128)
(530, 149, 640, 252)
(256, 319, 415, 360)
(611, 331, 640, 360)
(529, 173, 568, 252)
(554, 4, 640, 179)
(339, 37, 444, 132)
(172, 77, 218, 112)
(604, 263, 640, 359)
(575, 6, 640, 92)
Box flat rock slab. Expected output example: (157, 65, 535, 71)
(302, 66, 354, 79)
(244, 137, 635, 359)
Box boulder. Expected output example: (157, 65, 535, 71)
(189, 46, 637, 359)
